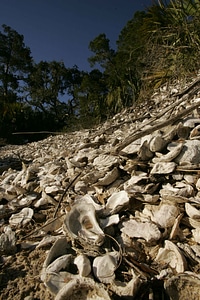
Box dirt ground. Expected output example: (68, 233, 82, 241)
(0, 246, 54, 300)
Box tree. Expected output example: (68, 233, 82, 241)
(88, 33, 115, 69)
(0, 24, 33, 138)
(78, 69, 108, 126)
(0, 24, 33, 102)
(26, 60, 70, 129)
(26, 62, 87, 130)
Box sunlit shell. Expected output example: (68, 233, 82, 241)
(74, 254, 91, 277)
(46, 254, 72, 274)
(99, 214, 120, 229)
(143, 202, 179, 228)
(34, 191, 57, 207)
(173, 140, 200, 164)
(152, 142, 183, 163)
(190, 124, 200, 139)
(155, 240, 187, 273)
(104, 190, 129, 216)
(169, 214, 184, 240)
(196, 178, 200, 191)
(97, 167, 120, 186)
(9, 207, 33, 227)
(124, 172, 148, 190)
(41, 238, 70, 271)
(93, 251, 119, 283)
(8, 193, 37, 210)
(160, 182, 194, 199)
(63, 202, 104, 245)
(55, 277, 111, 300)
(192, 228, 200, 243)
(93, 154, 119, 170)
(121, 219, 161, 243)
(120, 138, 142, 155)
(188, 217, 200, 228)
(74, 194, 102, 211)
(150, 162, 176, 174)
(185, 203, 200, 219)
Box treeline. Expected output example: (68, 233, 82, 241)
(1, 0, 200, 143)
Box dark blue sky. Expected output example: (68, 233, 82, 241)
(0, 0, 153, 71)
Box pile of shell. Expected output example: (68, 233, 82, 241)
(1, 77, 200, 299)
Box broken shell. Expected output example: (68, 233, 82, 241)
(93, 251, 119, 283)
(185, 203, 200, 219)
(0, 226, 17, 255)
(74, 254, 91, 277)
(150, 162, 176, 174)
(121, 219, 161, 242)
(93, 154, 119, 170)
(164, 272, 200, 300)
(160, 182, 194, 199)
(190, 124, 200, 139)
(97, 167, 119, 186)
(104, 190, 129, 216)
(173, 140, 200, 164)
(143, 202, 179, 228)
(111, 272, 142, 297)
(41, 237, 70, 280)
(138, 140, 154, 161)
(9, 207, 33, 227)
(155, 240, 187, 273)
(192, 228, 200, 243)
(63, 202, 104, 245)
(149, 134, 167, 152)
(99, 214, 120, 229)
(55, 277, 111, 300)
(46, 254, 72, 274)
(152, 142, 183, 163)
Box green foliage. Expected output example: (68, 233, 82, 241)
(138, 0, 200, 90)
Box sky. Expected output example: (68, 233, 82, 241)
(0, 0, 153, 71)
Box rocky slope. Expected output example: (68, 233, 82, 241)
(1, 77, 200, 299)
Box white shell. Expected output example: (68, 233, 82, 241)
(160, 182, 194, 198)
(93, 251, 119, 283)
(63, 202, 104, 245)
(152, 142, 183, 163)
(143, 202, 179, 228)
(192, 228, 200, 243)
(46, 254, 72, 274)
(121, 219, 161, 242)
(93, 155, 119, 170)
(155, 240, 187, 273)
(97, 167, 119, 186)
(185, 203, 200, 219)
(150, 162, 176, 174)
(104, 190, 129, 216)
(74, 254, 91, 277)
(9, 207, 33, 227)
(41, 237, 70, 280)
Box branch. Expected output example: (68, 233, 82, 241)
(113, 99, 200, 154)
